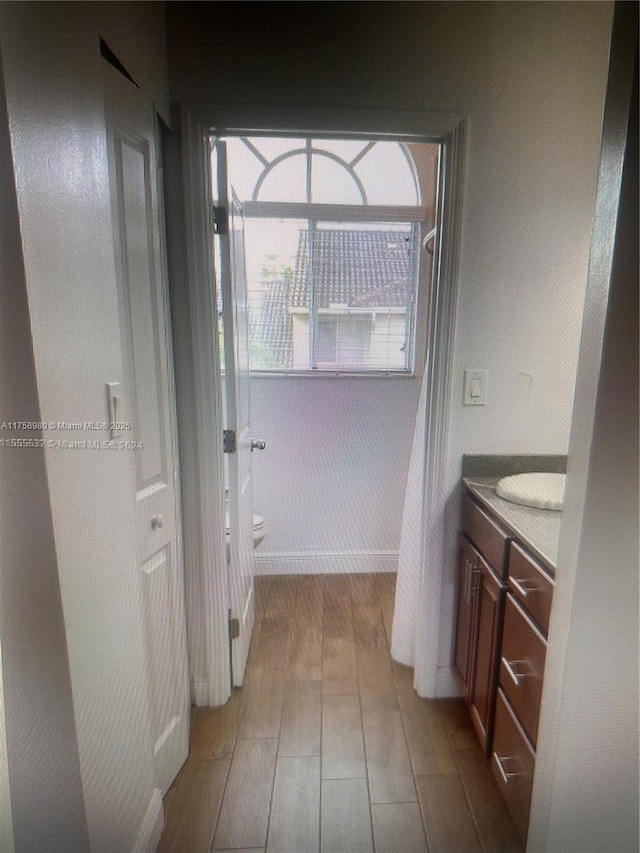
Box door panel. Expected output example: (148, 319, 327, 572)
(469, 562, 505, 756)
(215, 139, 256, 686)
(105, 66, 189, 793)
(453, 535, 478, 702)
(230, 191, 255, 668)
(119, 141, 167, 487)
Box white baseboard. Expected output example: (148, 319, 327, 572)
(191, 675, 209, 707)
(132, 788, 163, 853)
(435, 666, 462, 698)
(254, 550, 398, 575)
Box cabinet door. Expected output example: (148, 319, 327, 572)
(469, 560, 506, 755)
(453, 535, 481, 702)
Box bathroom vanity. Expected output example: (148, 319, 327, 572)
(453, 456, 563, 842)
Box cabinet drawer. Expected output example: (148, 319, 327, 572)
(462, 494, 510, 578)
(491, 688, 536, 843)
(508, 542, 554, 635)
(500, 595, 547, 749)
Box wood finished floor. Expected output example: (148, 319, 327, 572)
(159, 573, 523, 853)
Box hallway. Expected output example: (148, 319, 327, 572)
(159, 574, 522, 852)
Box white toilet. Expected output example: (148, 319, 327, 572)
(224, 511, 266, 548)
(250, 514, 266, 548)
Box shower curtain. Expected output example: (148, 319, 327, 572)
(391, 364, 428, 667)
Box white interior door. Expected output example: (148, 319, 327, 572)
(105, 66, 189, 793)
(215, 141, 257, 686)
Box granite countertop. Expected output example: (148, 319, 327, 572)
(462, 476, 561, 577)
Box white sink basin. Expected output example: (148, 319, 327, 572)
(495, 473, 566, 511)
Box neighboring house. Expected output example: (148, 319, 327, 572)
(254, 228, 420, 370)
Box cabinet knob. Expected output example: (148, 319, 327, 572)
(151, 514, 164, 530)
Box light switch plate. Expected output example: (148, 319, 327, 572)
(463, 370, 488, 406)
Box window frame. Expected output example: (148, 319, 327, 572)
(199, 105, 462, 386)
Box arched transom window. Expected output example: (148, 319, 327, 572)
(225, 137, 421, 207)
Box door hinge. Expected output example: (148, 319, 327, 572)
(213, 204, 228, 236)
(223, 429, 236, 453)
(229, 615, 240, 639)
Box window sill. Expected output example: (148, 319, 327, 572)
(249, 370, 418, 379)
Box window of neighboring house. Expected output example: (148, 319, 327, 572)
(215, 135, 440, 374)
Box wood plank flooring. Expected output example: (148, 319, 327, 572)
(159, 573, 523, 853)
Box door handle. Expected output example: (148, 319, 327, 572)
(250, 439, 266, 451)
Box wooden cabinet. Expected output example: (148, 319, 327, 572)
(499, 595, 547, 750)
(508, 541, 554, 635)
(492, 543, 554, 841)
(453, 535, 480, 699)
(455, 487, 556, 843)
(453, 499, 508, 756)
(461, 494, 510, 579)
(469, 559, 505, 754)
(492, 689, 536, 841)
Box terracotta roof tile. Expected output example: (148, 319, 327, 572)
(251, 227, 419, 368)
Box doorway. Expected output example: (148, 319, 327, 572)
(214, 134, 439, 582)
(177, 106, 465, 708)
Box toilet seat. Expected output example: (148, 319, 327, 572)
(224, 512, 264, 533)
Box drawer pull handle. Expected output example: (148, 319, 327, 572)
(465, 560, 482, 603)
(502, 656, 527, 687)
(510, 577, 536, 598)
(493, 753, 519, 785)
(463, 559, 470, 602)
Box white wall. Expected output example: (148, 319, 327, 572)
(251, 376, 419, 562)
(0, 3, 171, 848)
(0, 46, 89, 851)
(530, 11, 638, 848)
(167, 2, 613, 582)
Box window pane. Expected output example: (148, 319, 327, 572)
(354, 142, 420, 205)
(257, 155, 307, 202)
(245, 136, 305, 161)
(311, 153, 363, 204)
(315, 314, 372, 368)
(224, 138, 264, 203)
(242, 220, 420, 371)
(244, 218, 308, 369)
(313, 138, 371, 163)
(309, 223, 420, 370)
(316, 317, 337, 364)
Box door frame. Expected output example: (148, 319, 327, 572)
(180, 107, 232, 706)
(180, 103, 466, 702)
